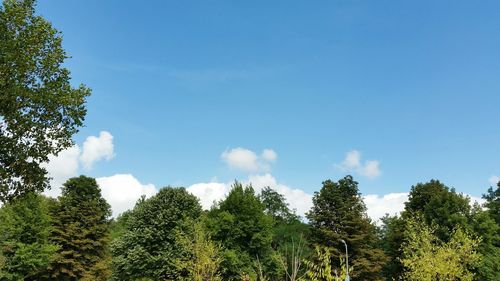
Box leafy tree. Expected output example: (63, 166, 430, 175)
(180, 219, 222, 281)
(111, 187, 202, 280)
(400, 216, 481, 281)
(378, 214, 405, 280)
(0, 0, 90, 202)
(48, 176, 112, 280)
(206, 182, 277, 280)
(0, 192, 58, 280)
(483, 182, 500, 225)
(260, 187, 298, 223)
(306, 176, 387, 281)
(404, 180, 472, 241)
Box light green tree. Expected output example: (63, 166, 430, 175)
(401, 217, 481, 281)
(0, 193, 58, 280)
(180, 219, 222, 281)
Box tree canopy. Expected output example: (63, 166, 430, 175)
(0, 0, 90, 202)
(306, 175, 387, 281)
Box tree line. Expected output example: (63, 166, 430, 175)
(1, 175, 499, 280)
(1, 0, 499, 280)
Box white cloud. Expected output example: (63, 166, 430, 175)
(489, 175, 499, 186)
(221, 147, 277, 172)
(80, 131, 114, 169)
(42, 131, 115, 197)
(336, 150, 381, 179)
(187, 182, 229, 209)
(362, 193, 408, 223)
(261, 149, 277, 162)
(97, 174, 157, 217)
(42, 146, 81, 197)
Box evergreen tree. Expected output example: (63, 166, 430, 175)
(48, 176, 111, 280)
(111, 187, 202, 280)
(306, 176, 387, 281)
(0, 193, 58, 280)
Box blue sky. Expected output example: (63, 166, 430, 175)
(36, 0, 500, 216)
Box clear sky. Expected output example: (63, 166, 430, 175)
(36, 1, 500, 218)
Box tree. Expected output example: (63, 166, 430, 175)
(404, 180, 472, 241)
(111, 187, 202, 280)
(306, 176, 387, 281)
(0, 0, 90, 202)
(400, 216, 481, 281)
(483, 182, 500, 225)
(180, 219, 222, 281)
(260, 187, 298, 223)
(205, 182, 277, 280)
(48, 176, 111, 280)
(379, 214, 405, 280)
(0, 192, 58, 280)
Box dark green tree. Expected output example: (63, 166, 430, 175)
(206, 182, 277, 280)
(111, 187, 202, 280)
(379, 214, 405, 280)
(260, 186, 298, 223)
(0, 192, 58, 280)
(404, 180, 472, 241)
(48, 176, 111, 281)
(306, 175, 387, 281)
(483, 182, 500, 225)
(0, 0, 90, 202)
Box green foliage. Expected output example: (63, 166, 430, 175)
(303, 246, 350, 281)
(260, 186, 299, 223)
(404, 180, 472, 241)
(48, 176, 112, 280)
(0, 192, 58, 280)
(381, 180, 500, 280)
(180, 219, 222, 281)
(0, 0, 90, 202)
(206, 182, 276, 280)
(306, 176, 387, 281)
(378, 214, 405, 280)
(111, 187, 202, 280)
(483, 182, 500, 225)
(400, 216, 481, 281)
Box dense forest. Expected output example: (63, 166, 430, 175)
(1, 0, 499, 280)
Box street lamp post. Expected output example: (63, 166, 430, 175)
(341, 239, 350, 281)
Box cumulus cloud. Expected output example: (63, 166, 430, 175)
(42, 146, 81, 196)
(489, 175, 499, 186)
(221, 148, 277, 172)
(363, 193, 408, 222)
(261, 149, 277, 162)
(336, 150, 381, 179)
(187, 182, 229, 209)
(42, 131, 115, 197)
(80, 131, 115, 169)
(97, 174, 157, 217)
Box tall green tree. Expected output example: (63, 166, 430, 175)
(206, 182, 277, 280)
(306, 176, 387, 281)
(48, 176, 111, 280)
(0, 192, 58, 280)
(0, 0, 90, 202)
(111, 187, 202, 280)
